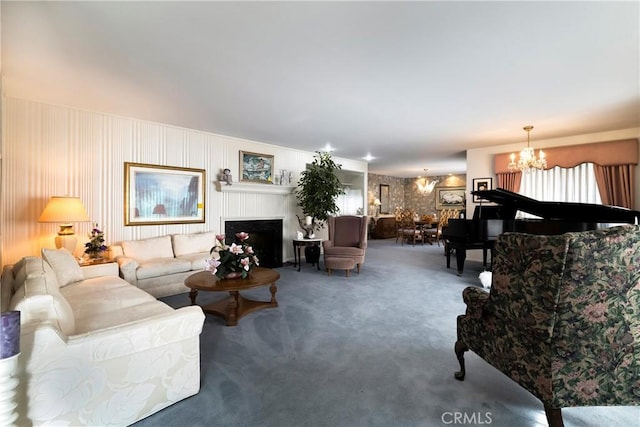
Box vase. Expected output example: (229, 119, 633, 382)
(87, 252, 104, 261)
(224, 271, 243, 279)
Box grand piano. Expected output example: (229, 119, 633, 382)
(442, 188, 640, 275)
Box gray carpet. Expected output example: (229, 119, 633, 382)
(134, 239, 639, 427)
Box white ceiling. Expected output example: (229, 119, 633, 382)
(2, 1, 639, 178)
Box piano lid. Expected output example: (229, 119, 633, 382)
(472, 188, 640, 224)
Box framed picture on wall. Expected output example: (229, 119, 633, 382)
(124, 162, 205, 225)
(240, 151, 274, 183)
(472, 178, 493, 202)
(379, 184, 390, 214)
(435, 186, 466, 210)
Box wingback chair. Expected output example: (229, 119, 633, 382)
(454, 225, 640, 427)
(323, 215, 368, 273)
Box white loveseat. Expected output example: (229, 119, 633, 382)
(109, 231, 216, 297)
(0, 249, 205, 426)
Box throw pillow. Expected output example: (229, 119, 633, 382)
(172, 231, 216, 257)
(41, 248, 84, 287)
(122, 235, 174, 262)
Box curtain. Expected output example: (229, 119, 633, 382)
(594, 164, 635, 209)
(519, 164, 602, 218)
(496, 172, 521, 193)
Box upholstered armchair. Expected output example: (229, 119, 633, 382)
(322, 215, 368, 273)
(454, 225, 640, 427)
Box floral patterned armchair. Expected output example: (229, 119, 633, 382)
(454, 225, 640, 427)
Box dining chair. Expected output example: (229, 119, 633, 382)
(398, 209, 424, 246)
(437, 208, 460, 247)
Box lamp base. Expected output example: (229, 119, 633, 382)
(0, 353, 20, 426)
(55, 234, 78, 253)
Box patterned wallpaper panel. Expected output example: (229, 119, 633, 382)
(368, 173, 467, 217)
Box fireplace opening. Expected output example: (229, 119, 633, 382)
(225, 219, 283, 268)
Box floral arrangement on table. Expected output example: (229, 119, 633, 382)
(205, 232, 259, 279)
(84, 224, 107, 258)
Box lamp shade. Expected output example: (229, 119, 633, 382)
(38, 196, 90, 227)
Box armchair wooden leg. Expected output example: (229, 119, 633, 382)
(544, 405, 564, 427)
(454, 339, 468, 381)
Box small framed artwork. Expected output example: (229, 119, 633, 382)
(124, 162, 205, 225)
(472, 178, 493, 202)
(240, 151, 274, 183)
(435, 186, 466, 210)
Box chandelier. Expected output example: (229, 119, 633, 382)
(508, 126, 547, 172)
(417, 169, 439, 194)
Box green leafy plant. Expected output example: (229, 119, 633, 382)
(84, 225, 107, 256)
(295, 151, 346, 229)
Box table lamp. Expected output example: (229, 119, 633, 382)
(38, 196, 90, 252)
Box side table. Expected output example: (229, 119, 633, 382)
(292, 238, 322, 271)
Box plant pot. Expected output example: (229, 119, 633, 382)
(224, 271, 243, 279)
(305, 245, 321, 264)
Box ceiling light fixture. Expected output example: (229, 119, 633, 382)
(323, 143, 335, 152)
(417, 169, 439, 194)
(508, 126, 547, 172)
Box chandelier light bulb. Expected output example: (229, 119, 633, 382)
(508, 125, 547, 172)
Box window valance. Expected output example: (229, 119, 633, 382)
(494, 139, 638, 174)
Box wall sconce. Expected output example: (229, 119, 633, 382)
(38, 196, 90, 252)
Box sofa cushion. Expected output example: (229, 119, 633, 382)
(172, 231, 216, 257)
(41, 248, 84, 287)
(176, 252, 210, 271)
(14, 256, 58, 291)
(72, 300, 173, 334)
(135, 258, 192, 280)
(122, 235, 174, 262)
(60, 276, 157, 320)
(9, 273, 75, 335)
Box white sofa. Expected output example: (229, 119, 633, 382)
(109, 231, 216, 297)
(0, 248, 205, 426)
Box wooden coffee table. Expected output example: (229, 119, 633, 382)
(184, 267, 280, 326)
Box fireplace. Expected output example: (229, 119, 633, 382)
(224, 219, 283, 268)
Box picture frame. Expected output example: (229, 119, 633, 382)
(124, 162, 205, 225)
(435, 186, 466, 210)
(472, 178, 493, 202)
(379, 184, 390, 214)
(240, 151, 274, 183)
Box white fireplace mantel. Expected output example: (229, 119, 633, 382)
(215, 181, 296, 195)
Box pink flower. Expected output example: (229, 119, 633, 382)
(204, 258, 221, 275)
(216, 234, 226, 242)
(236, 232, 249, 241)
(229, 243, 244, 255)
(240, 258, 250, 270)
(245, 246, 254, 254)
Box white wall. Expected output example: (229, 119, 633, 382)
(1, 97, 367, 266)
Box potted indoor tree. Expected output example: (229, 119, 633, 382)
(295, 151, 345, 233)
(295, 151, 345, 263)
